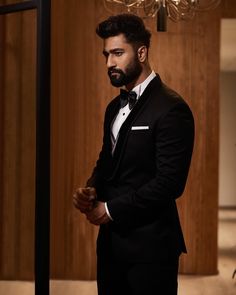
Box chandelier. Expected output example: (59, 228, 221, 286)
(103, 0, 221, 31)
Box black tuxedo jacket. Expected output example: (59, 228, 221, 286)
(87, 74, 194, 264)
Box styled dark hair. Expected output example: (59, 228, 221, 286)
(96, 14, 151, 49)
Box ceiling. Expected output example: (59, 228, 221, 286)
(220, 19, 236, 72)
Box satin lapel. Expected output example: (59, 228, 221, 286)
(103, 96, 120, 161)
(106, 98, 120, 129)
(108, 75, 162, 180)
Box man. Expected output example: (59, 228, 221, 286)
(73, 14, 194, 295)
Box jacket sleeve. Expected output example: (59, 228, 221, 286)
(107, 102, 195, 226)
(86, 102, 113, 189)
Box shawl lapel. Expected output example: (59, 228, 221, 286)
(106, 75, 162, 181)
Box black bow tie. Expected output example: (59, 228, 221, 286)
(120, 89, 137, 110)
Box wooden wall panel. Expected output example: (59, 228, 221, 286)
(221, 0, 236, 18)
(149, 10, 220, 274)
(51, 0, 221, 279)
(0, 13, 5, 280)
(50, 0, 118, 280)
(149, 11, 220, 274)
(0, 10, 36, 280)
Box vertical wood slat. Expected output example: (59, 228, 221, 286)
(1, 12, 23, 278)
(19, 9, 36, 279)
(221, 0, 236, 18)
(0, 10, 36, 280)
(50, 0, 105, 280)
(0, 12, 5, 280)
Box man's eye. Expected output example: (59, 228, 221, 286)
(115, 52, 123, 56)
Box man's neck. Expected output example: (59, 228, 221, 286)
(126, 66, 152, 91)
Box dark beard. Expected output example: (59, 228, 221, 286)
(108, 57, 142, 88)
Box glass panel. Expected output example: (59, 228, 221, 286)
(0, 9, 36, 293)
(0, 0, 29, 5)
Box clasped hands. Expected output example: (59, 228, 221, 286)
(73, 187, 110, 225)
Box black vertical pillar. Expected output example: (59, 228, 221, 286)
(35, 0, 51, 294)
(0, 1, 51, 293)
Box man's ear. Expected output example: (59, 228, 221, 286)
(137, 46, 148, 63)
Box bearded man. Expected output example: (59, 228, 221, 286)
(73, 14, 194, 295)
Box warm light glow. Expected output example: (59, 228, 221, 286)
(103, 0, 221, 21)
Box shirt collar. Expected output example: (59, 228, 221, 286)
(131, 70, 156, 99)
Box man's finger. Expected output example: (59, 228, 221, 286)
(74, 192, 95, 202)
(73, 196, 92, 207)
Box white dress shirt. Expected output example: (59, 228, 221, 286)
(105, 71, 156, 220)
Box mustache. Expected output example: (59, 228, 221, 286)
(108, 68, 123, 76)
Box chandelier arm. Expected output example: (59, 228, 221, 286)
(125, 0, 161, 10)
(103, 0, 221, 30)
(166, 3, 181, 22)
(167, 0, 197, 21)
(196, 0, 221, 11)
(144, 0, 162, 17)
(105, 0, 124, 4)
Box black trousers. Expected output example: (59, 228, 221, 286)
(97, 256, 179, 295)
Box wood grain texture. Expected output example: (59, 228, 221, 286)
(0, 13, 5, 282)
(0, 10, 36, 280)
(50, 0, 117, 280)
(51, 0, 221, 278)
(221, 0, 236, 18)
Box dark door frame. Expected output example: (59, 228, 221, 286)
(0, 1, 51, 295)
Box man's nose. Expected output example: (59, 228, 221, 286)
(106, 55, 116, 68)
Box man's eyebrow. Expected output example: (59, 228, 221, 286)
(102, 48, 124, 55)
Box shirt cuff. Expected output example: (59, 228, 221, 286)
(105, 202, 113, 221)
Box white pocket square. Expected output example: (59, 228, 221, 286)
(131, 126, 149, 130)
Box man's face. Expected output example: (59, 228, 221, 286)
(103, 34, 142, 88)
